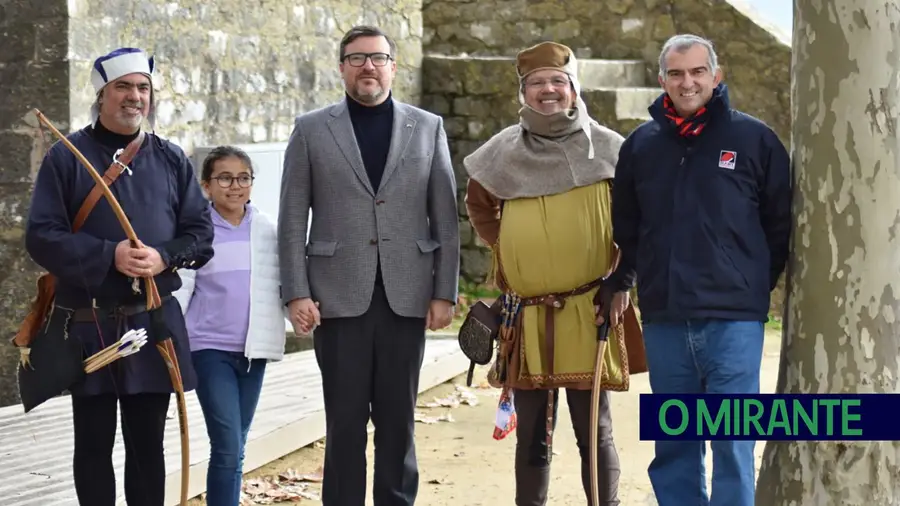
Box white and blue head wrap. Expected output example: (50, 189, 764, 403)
(89, 47, 156, 130)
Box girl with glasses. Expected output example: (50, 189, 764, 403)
(173, 145, 286, 506)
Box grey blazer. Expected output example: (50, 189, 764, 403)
(278, 98, 460, 319)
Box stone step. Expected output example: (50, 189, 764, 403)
(613, 87, 663, 120)
(576, 59, 648, 88)
(581, 87, 662, 122)
(422, 54, 647, 93)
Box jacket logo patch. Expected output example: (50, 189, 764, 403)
(719, 150, 737, 170)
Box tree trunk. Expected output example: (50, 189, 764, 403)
(756, 1, 900, 505)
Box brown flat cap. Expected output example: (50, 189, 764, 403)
(515, 41, 576, 79)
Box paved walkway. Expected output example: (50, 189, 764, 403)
(0, 339, 468, 505)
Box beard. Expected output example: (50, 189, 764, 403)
(349, 75, 386, 104)
(113, 101, 145, 130)
(115, 112, 144, 129)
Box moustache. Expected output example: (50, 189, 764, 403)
(122, 102, 145, 109)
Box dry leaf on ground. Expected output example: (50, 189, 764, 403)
(452, 385, 480, 406)
(279, 466, 324, 483)
(241, 468, 323, 503)
(417, 385, 481, 408)
(414, 411, 455, 424)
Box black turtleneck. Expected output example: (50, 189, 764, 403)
(91, 119, 140, 149)
(346, 92, 394, 191)
(346, 93, 393, 287)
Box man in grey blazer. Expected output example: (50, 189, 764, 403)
(278, 24, 460, 506)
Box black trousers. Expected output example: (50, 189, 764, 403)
(513, 388, 621, 506)
(314, 284, 427, 506)
(71, 392, 171, 506)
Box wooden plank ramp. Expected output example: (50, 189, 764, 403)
(0, 338, 468, 505)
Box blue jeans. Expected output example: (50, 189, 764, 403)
(192, 349, 267, 506)
(642, 319, 764, 506)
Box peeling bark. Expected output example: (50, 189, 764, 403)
(756, 1, 900, 505)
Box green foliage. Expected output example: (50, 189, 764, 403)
(766, 313, 783, 333)
(460, 279, 502, 299)
(454, 279, 501, 319)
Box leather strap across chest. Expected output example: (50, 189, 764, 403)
(72, 131, 145, 231)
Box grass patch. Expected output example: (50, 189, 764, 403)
(765, 313, 783, 334)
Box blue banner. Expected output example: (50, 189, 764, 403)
(639, 394, 900, 441)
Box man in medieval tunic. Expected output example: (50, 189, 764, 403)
(23, 48, 214, 506)
(463, 41, 646, 506)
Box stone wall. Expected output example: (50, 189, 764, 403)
(68, 0, 424, 153)
(0, 0, 424, 407)
(0, 0, 70, 408)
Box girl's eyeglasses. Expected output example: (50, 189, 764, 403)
(211, 175, 254, 188)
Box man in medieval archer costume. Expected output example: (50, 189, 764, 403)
(463, 41, 647, 505)
(23, 47, 214, 505)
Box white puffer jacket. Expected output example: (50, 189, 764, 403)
(173, 204, 287, 361)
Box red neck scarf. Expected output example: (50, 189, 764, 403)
(663, 94, 709, 137)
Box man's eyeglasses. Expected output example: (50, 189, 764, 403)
(211, 175, 254, 188)
(525, 77, 571, 89)
(343, 52, 392, 67)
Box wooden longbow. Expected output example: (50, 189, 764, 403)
(33, 109, 190, 505)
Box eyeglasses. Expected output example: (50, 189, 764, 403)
(210, 175, 254, 188)
(525, 77, 571, 89)
(343, 52, 392, 67)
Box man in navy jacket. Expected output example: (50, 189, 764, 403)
(608, 34, 792, 506)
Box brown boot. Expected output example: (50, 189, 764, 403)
(567, 389, 621, 505)
(512, 389, 556, 506)
(515, 461, 551, 506)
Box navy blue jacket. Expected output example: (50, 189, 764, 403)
(609, 85, 792, 322)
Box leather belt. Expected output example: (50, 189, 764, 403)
(519, 276, 604, 377)
(69, 295, 172, 323)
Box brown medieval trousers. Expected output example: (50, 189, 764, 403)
(514, 388, 619, 506)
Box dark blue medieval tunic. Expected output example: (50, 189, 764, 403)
(24, 122, 214, 396)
